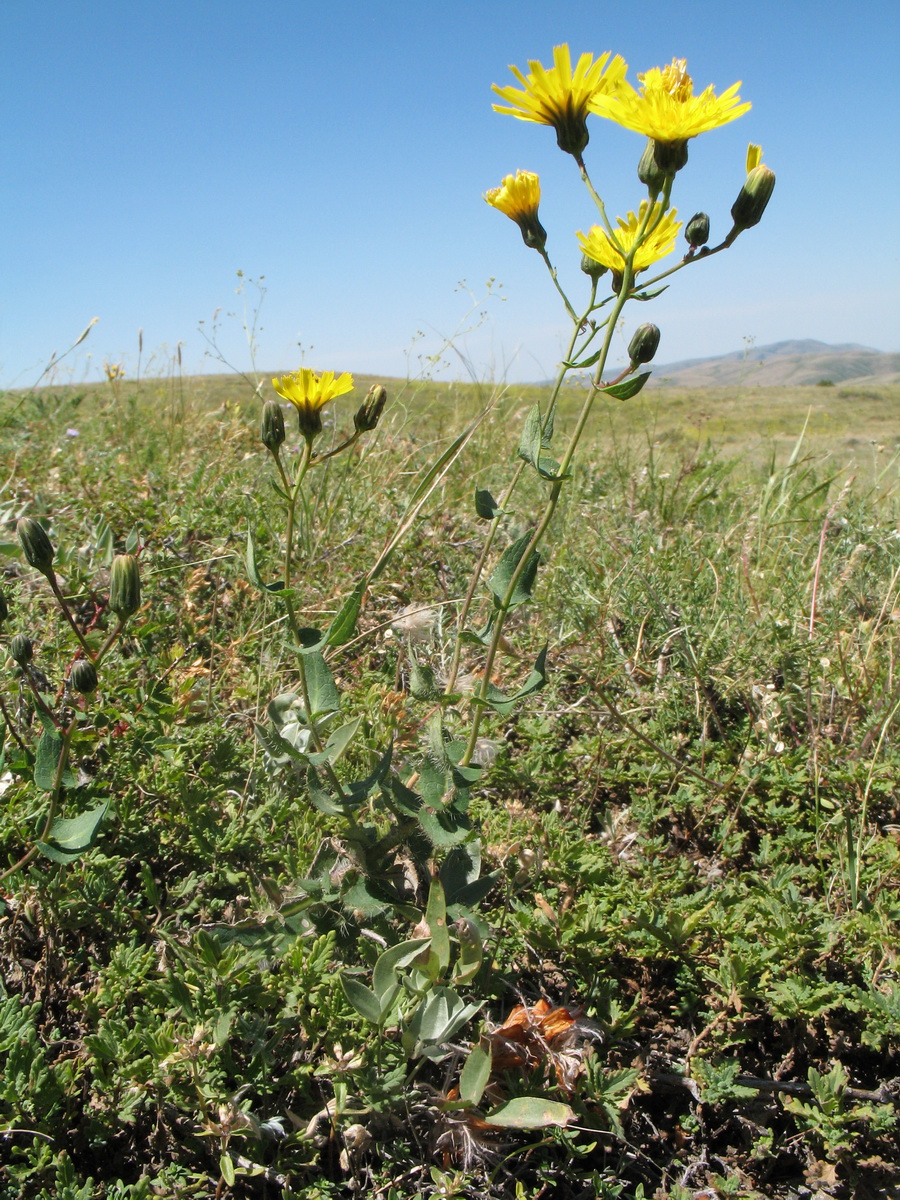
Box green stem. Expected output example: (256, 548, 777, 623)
(284, 438, 313, 590)
(444, 315, 587, 696)
(576, 155, 614, 234)
(461, 262, 637, 765)
(538, 249, 578, 322)
(314, 430, 361, 463)
(47, 572, 94, 659)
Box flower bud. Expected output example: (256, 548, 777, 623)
(108, 554, 142, 620)
(10, 634, 33, 666)
(580, 252, 608, 282)
(637, 140, 669, 193)
(628, 323, 661, 368)
(644, 138, 689, 180)
(260, 401, 286, 453)
(17, 517, 55, 576)
(685, 213, 710, 249)
(0, 591, 8, 625)
(725, 165, 776, 246)
(70, 659, 98, 694)
(354, 384, 387, 434)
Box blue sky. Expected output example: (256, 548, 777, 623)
(3, 0, 898, 388)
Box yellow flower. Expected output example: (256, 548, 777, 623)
(484, 170, 547, 250)
(577, 201, 681, 281)
(271, 368, 354, 439)
(746, 142, 763, 173)
(590, 57, 750, 142)
(492, 44, 627, 157)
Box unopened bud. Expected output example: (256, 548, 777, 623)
(70, 660, 98, 694)
(685, 212, 710, 249)
(0, 591, 8, 625)
(354, 385, 387, 434)
(17, 518, 55, 576)
(261, 401, 286, 453)
(628, 323, 661, 368)
(642, 138, 688, 182)
(637, 140, 669, 193)
(726, 166, 776, 244)
(109, 554, 141, 620)
(10, 634, 34, 666)
(580, 252, 608, 282)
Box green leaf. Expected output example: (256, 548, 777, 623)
(483, 1097, 575, 1129)
(303, 653, 341, 720)
(518, 405, 568, 481)
(219, 1155, 236, 1188)
(488, 533, 541, 611)
(294, 627, 325, 651)
(517, 403, 543, 466)
(457, 1041, 492, 1109)
(344, 742, 394, 805)
(246, 529, 286, 593)
(424, 877, 451, 979)
(562, 346, 605, 370)
(340, 876, 392, 918)
(341, 975, 383, 1023)
(34, 730, 76, 792)
(307, 718, 361, 767)
(599, 372, 651, 401)
(479, 645, 548, 716)
(452, 916, 484, 985)
(448, 871, 500, 912)
(474, 489, 502, 520)
(631, 284, 669, 301)
(409, 661, 442, 701)
(419, 804, 471, 848)
(440, 842, 481, 903)
(36, 801, 109, 863)
(325, 578, 366, 646)
(372, 938, 431, 1002)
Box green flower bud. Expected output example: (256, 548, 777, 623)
(637, 140, 669, 193)
(354, 385, 387, 434)
(10, 634, 34, 666)
(0, 590, 8, 625)
(685, 212, 710, 249)
(17, 517, 55, 576)
(580, 252, 608, 282)
(70, 659, 98, 694)
(261, 400, 286, 453)
(628, 323, 661, 368)
(726, 166, 776, 245)
(646, 138, 689, 179)
(109, 554, 142, 620)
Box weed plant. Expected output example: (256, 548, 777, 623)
(1, 41, 899, 1200)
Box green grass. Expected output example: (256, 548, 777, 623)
(1, 375, 899, 1199)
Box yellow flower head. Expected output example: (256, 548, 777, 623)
(271, 368, 354, 440)
(492, 44, 628, 157)
(590, 57, 750, 143)
(577, 201, 681, 280)
(484, 170, 547, 250)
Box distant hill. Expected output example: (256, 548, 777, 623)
(648, 340, 900, 387)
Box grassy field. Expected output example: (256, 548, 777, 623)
(1, 372, 899, 1199)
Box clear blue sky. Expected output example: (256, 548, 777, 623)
(3, 0, 898, 388)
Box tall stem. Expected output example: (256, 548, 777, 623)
(284, 438, 313, 590)
(461, 264, 637, 765)
(444, 315, 587, 695)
